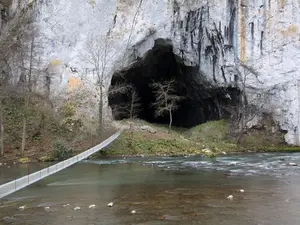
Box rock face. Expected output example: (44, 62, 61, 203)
(5, 0, 300, 144)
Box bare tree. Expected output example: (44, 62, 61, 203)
(18, 23, 44, 155)
(128, 87, 141, 119)
(151, 79, 182, 132)
(109, 83, 141, 120)
(21, 33, 34, 155)
(82, 32, 117, 135)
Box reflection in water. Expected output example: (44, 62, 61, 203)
(1, 153, 300, 224)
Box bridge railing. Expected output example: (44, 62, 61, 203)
(0, 129, 123, 199)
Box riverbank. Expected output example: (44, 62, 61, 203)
(100, 119, 300, 157)
(1, 119, 299, 164)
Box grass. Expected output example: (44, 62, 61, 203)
(102, 119, 241, 157)
(101, 130, 203, 156)
(102, 119, 300, 157)
(183, 120, 239, 153)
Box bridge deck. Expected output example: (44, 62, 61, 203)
(0, 129, 123, 199)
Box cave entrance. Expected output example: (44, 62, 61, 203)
(109, 39, 240, 128)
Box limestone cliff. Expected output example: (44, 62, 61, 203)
(4, 0, 300, 144)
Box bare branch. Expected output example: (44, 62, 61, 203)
(108, 83, 130, 97)
(150, 79, 183, 131)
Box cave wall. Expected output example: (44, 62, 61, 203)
(16, 0, 300, 144)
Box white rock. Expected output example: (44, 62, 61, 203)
(0, 163, 2, 166)
(287, 162, 298, 166)
(131, 210, 136, 214)
(107, 202, 114, 207)
(73, 206, 81, 211)
(63, 204, 70, 207)
(227, 195, 233, 200)
(202, 149, 212, 154)
(89, 204, 96, 209)
(19, 205, 26, 210)
(222, 151, 227, 155)
(239, 189, 245, 193)
(44, 206, 50, 211)
(141, 125, 156, 134)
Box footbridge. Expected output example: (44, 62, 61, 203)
(0, 129, 123, 199)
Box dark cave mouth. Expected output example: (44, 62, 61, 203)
(109, 39, 240, 128)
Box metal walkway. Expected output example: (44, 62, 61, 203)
(0, 129, 123, 199)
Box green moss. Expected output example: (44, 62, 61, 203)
(38, 155, 54, 162)
(19, 157, 30, 164)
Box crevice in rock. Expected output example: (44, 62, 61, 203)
(109, 39, 240, 128)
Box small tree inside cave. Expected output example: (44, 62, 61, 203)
(109, 83, 141, 120)
(151, 79, 183, 132)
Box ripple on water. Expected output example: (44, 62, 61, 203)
(84, 153, 300, 178)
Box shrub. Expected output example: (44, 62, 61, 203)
(52, 140, 73, 160)
(60, 102, 76, 117)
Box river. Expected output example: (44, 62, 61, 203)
(1, 153, 300, 224)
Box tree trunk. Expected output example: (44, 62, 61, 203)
(21, 94, 29, 156)
(0, 100, 4, 156)
(130, 92, 134, 119)
(168, 109, 172, 133)
(28, 35, 34, 92)
(98, 84, 103, 137)
(21, 34, 34, 156)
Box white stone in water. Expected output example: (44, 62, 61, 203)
(89, 204, 96, 209)
(107, 202, 114, 207)
(227, 195, 233, 200)
(240, 189, 245, 193)
(73, 206, 81, 211)
(131, 210, 136, 214)
(63, 204, 70, 207)
(19, 206, 26, 210)
(44, 206, 50, 211)
(287, 162, 298, 166)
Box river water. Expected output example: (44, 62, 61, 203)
(1, 153, 300, 225)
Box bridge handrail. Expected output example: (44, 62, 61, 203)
(0, 129, 124, 199)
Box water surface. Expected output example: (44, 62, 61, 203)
(1, 153, 300, 225)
